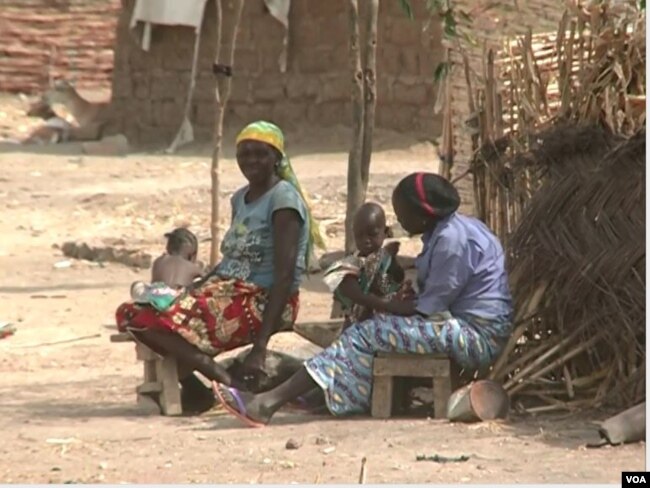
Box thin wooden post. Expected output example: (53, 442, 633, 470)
(345, 0, 380, 254)
(439, 48, 453, 179)
(210, 0, 244, 266)
(344, 0, 365, 254)
(359, 0, 379, 193)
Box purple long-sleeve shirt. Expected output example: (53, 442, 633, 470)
(414, 213, 513, 320)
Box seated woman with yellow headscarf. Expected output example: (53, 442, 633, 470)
(115, 121, 324, 413)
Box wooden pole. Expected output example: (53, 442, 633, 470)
(358, 457, 368, 484)
(359, 0, 379, 193)
(439, 48, 453, 179)
(344, 0, 365, 254)
(210, 0, 244, 266)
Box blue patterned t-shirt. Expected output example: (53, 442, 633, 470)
(215, 180, 309, 291)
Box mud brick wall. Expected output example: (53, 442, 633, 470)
(0, 0, 120, 93)
(109, 0, 445, 144)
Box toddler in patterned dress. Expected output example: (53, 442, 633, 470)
(324, 202, 413, 326)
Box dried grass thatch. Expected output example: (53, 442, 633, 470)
(456, 0, 646, 411)
(469, 1, 645, 240)
(491, 126, 645, 411)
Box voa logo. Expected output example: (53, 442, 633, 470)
(626, 474, 647, 484)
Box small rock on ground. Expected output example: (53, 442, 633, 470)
(285, 438, 302, 450)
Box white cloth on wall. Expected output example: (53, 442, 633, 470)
(130, 0, 208, 51)
(263, 0, 291, 72)
(264, 0, 290, 28)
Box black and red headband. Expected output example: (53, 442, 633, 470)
(395, 172, 460, 219)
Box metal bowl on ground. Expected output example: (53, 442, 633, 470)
(446, 379, 510, 422)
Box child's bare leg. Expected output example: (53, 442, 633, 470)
(133, 329, 243, 388)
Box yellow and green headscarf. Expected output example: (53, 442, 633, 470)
(236, 121, 326, 265)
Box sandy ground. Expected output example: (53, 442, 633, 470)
(0, 94, 645, 483)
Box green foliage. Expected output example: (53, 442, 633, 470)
(434, 61, 451, 82)
(399, 0, 482, 84)
(398, 0, 477, 44)
(398, 0, 414, 19)
(443, 9, 458, 37)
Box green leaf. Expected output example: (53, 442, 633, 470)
(444, 25, 457, 37)
(398, 0, 414, 19)
(443, 10, 457, 37)
(444, 9, 457, 26)
(641, 0, 645, 10)
(434, 61, 450, 82)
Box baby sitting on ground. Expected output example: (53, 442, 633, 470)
(130, 227, 203, 310)
(324, 202, 413, 326)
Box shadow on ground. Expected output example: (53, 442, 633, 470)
(0, 282, 137, 294)
(0, 374, 615, 452)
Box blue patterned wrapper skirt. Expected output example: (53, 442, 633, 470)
(304, 311, 512, 416)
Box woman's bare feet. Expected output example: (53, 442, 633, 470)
(213, 367, 321, 427)
(212, 383, 274, 427)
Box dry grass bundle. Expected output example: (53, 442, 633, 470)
(499, 0, 646, 137)
(490, 126, 645, 410)
(458, 0, 646, 411)
(470, 1, 645, 244)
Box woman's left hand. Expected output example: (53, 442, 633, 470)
(396, 280, 416, 301)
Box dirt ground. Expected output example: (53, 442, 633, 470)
(0, 93, 645, 484)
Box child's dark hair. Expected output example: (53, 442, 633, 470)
(165, 227, 198, 255)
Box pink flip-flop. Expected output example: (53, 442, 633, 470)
(212, 382, 266, 429)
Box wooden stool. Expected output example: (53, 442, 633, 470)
(110, 332, 182, 416)
(371, 352, 452, 419)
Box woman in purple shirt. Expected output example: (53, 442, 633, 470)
(213, 172, 513, 427)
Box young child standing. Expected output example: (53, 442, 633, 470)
(324, 202, 411, 325)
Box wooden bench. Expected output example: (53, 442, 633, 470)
(110, 332, 182, 416)
(109, 286, 348, 416)
(371, 352, 453, 419)
(110, 315, 343, 416)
